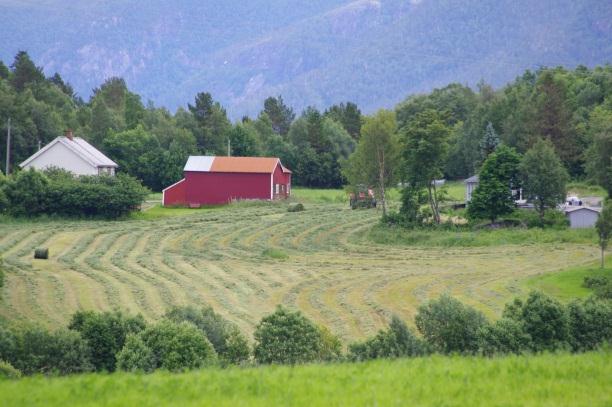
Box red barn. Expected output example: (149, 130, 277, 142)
(162, 156, 292, 207)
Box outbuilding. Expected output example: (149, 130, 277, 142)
(20, 130, 118, 176)
(564, 206, 601, 229)
(464, 175, 479, 202)
(163, 156, 292, 207)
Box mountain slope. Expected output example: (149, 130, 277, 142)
(1, 0, 610, 117)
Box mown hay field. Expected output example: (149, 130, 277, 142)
(0, 200, 600, 341)
(1, 351, 609, 407)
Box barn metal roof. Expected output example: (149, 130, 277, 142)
(465, 175, 479, 183)
(184, 156, 286, 174)
(20, 136, 118, 168)
(564, 206, 602, 214)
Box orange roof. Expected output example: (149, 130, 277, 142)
(209, 157, 280, 173)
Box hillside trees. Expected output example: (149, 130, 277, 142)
(342, 110, 398, 215)
(188, 92, 231, 154)
(400, 109, 451, 224)
(324, 101, 362, 139)
(595, 201, 612, 268)
(585, 106, 612, 197)
(467, 145, 521, 223)
(263, 95, 295, 137)
(520, 140, 569, 221)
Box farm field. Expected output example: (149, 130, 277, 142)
(0, 351, 610, 407)
(0, 200, 601, 341)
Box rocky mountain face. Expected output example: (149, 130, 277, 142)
(1, 0, 610, 117)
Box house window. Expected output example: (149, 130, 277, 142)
(275, 184, 280, 194)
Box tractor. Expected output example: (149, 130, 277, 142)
(349, 184, 377, 209)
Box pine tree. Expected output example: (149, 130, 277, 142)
(479, 122, 499, 160)
(10, 51, 45, 91)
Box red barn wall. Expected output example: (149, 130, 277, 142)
(184, 171, 271, 205)
(272, 163, 291, 199)
(162, 178, 186, 206)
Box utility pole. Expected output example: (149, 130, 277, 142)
(227, 138, 231, 157)
(5, 117, 10, 175)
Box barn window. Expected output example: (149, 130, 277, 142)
(275, 184, 280, 194)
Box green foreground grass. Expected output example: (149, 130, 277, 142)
(1, 352, 609, 407)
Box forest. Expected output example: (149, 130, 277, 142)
(0, 51, 610, 194)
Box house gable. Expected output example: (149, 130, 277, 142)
(21, 140, 98, 175)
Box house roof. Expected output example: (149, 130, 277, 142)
(465, 175, 479, 183)
(184, 156, 288, 174)
(20, 136, 118, 168)
(564, 206, 602, 214)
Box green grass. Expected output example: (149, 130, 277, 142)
(291, 188, 348, 204)
(525, 259, 611, 301)
(367, 223, 596, 247)
(261, 248, 289, 260)
(0, 351, 609, 406)
(130, 204, 217, 220)
(567, 182, 607, 198)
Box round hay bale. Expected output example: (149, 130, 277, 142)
(34, 248, 49, 260)
(287, 203, 305, 213)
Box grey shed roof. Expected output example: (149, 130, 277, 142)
(465, 175, 479, 183)
(564, 206, 602, 214)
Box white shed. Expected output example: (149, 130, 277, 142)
(564, 206, 601, 229)
(464, 175, 479, 202)
(20, 131, 118, 176)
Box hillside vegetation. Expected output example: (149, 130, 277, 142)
(0, 351, 609, 406)
(1, 0, 610, 115)
(0, 201, 600, 340)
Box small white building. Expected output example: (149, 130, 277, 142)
(464, 175, 479, 202)
(20, 130, 118, 176)
(564, 206, 601, 228)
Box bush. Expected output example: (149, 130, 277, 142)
(0, 360, 21, 379)
(568, 297, 612, 352)
(317, 325, 343, 362)
(116, 334, 155, 373)
(68, 310, 146, 372)
(164, 306, 249, 365)
(135, 320, 217, 372)
(503, 292, 569, 352)
(287, 203, 305, 212)
(349, 315, 428, 361)
(583, 276, 612, 300)
(518, 209, 569, 229)
(2, 169, 148, 218)
(415, 294, 488, 354)
(478, 318, 531, 355)
(10, 326, 92, 375)
(254, 306, 324, 365)
(3, 169, 50, 216)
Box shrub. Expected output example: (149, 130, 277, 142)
(3, 169, 148, 218)
(0, 360, 21, 379)
(136, 320, 217, 372)
(415, 294, 488, 354)
(254, 306, 323, 365)
(583, 275, 612, 300)
(478, 318, 531, 355)
(164, 306, 250, 365)
(567, 297, 612, 352)
(68, 310, 146, 372)
(349, 315, 428, 361)
(10, 326, 92, 375)
(503, 291, 569, 352)
(518, 209, 569, 229)
(317, 325, 343, 362)
(0, 324, 16, 363)
(3, 169, 49, 216)
(116, 334, 155, 373)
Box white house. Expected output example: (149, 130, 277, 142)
(20, 130, 118, 176)
(564, 206, 601, 229)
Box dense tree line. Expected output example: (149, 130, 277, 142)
(0, 52, 359, 191)
(1, 285, 610, 378)
(2, 52, 608, 194)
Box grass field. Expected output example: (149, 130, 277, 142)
(0, 351, 609, 406)
(0, 197, 602, 341)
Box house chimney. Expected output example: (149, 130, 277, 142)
(65, 129, 74, 140)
